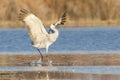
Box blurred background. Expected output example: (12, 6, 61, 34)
(0, 0, 120, 28)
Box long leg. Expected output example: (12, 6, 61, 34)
(46, 47, 49, 60)
(37, 48, 43, 61)
(46, 47, 52, 66)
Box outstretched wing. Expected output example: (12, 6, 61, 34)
(19, 9, 48, 44)
(54, 11, 66, 26)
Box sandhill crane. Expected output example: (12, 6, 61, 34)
(19, 9, 66, 65)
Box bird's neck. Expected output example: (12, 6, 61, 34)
(50, 27, 58, 35)
(49, 24, 58, 34)
(48, 25, 59, 45)
(48, 25, 59, 38)
(51, 27, 57, 31)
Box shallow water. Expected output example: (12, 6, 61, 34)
(0, 66, 119, 74)
(0, 27, 120, 54)
(1, 28, 120, 79)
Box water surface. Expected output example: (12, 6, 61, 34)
(0, 27, 120, 54)
(0, 66, 119, 74)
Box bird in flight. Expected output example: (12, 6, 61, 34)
(19, 9, 66, 64)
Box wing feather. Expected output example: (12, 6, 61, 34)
(19, 9, 48, 44)
(54, 11, 67, 26)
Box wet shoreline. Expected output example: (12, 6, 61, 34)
(0, 53, 120, 79)
(0, 53, 120, 66)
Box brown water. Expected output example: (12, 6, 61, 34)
(0, 53, 120, 80)
(0, 54, 120, 66)
(0, 71, 120, 80)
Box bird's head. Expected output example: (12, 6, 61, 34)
(48, 24, 56, 34)
(50, 24, 56, 29)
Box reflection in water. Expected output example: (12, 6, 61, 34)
(0, 54, 120, 79)
(46, 72, 50, 80)
(0, 66, 120, 74)
(0, 66, 120, 79)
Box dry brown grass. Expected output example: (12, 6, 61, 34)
(0, 0, 120, 28)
